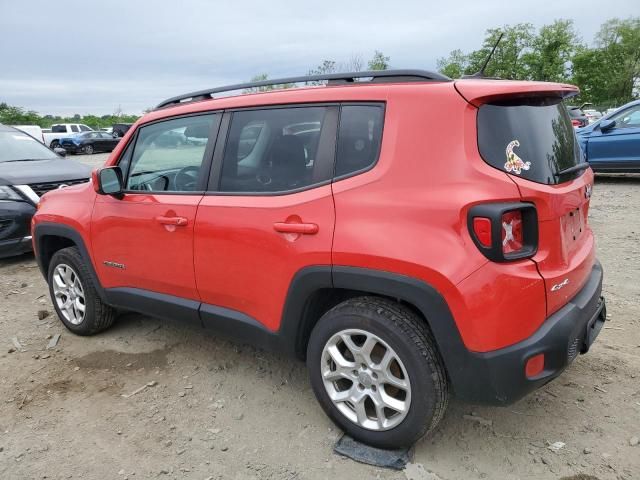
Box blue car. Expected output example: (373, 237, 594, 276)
(576, 99, 640, 173)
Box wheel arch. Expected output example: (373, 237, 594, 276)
(281, 266, 469, 385)
(33, 222, 107, 302)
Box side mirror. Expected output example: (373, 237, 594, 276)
(94, 166, 124, 197)
(54, 147, 67, 157)
(599, 119, 616, 132)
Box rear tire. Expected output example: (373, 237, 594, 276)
(48, 247, 116, 335)
(50, 140, 59, 149)
(83, 145, 94, 155)
(307, 296, 448, 449)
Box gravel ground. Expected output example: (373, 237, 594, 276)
(1, 163, 639, 480)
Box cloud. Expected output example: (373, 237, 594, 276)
(1, 0, 637, 115)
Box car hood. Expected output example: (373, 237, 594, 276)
(0, 159, 92, 186)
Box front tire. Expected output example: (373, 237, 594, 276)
(48, 247, 116, 335)
(307, 297, 448, 449)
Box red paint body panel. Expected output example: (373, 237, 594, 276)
(194, 186, 334, 332)
(510, 169, 595, 315)
(91, 193, 202, 300)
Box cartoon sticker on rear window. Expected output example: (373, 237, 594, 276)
(504, 140, 531, 175)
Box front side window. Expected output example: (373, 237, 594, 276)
(79, 125, 92, 132)
(335, 105, 384, 178)
(610, 105, 640, 128)
(219, 107, 328, 193)
(123, 115, 214, 192)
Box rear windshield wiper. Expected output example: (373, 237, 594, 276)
(555, 162, 590, 177)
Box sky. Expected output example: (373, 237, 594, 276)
(1, 0, 638, 116)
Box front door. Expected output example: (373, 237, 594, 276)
(194, 106, 338, 331)
(92, 113, 220, 301)
(588, 104, 640, 170)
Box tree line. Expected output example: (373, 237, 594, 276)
(0, 102, 139, 129)
(437, 17, 640, 109)
(2, 18, 638, 128)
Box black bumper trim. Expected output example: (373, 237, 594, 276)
(452, 261, 605, 405)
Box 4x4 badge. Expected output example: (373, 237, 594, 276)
(504, 140, 531, 175)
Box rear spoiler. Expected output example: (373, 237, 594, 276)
(454, 79, 579, 107)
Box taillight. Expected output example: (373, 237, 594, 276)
(468, 203, 538, 262)
(501, 210, 523, 254)
(571, 119, 581, 127)
(472, 217, 492, 247)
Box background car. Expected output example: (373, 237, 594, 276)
(583, 109, 603, 124)
(566, 105, 589, 128)
(11, 125, 45, 143)
(112, 123, 133, 138)
(58, 131, 121, 154)
(44, 123, 94, 149)
(576, 99, 640, 172)
(0, 124, 91, 258)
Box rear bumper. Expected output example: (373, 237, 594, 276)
(60, 144, 82, 153)
(0, 201, 36, 259)
(453, 260, 605, 405)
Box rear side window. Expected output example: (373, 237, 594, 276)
(219, 106, 329, 193)
(477, 98, 581, 184)
(70, 125, 79, 133)
(335, 105, 384, 178)
(51, 125, 66, 133)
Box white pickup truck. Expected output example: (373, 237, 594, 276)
(44, 124, 93, 149)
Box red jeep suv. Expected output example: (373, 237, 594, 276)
(32, 70, 607, 448)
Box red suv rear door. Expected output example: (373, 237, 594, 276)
(194, 106, 338, 331)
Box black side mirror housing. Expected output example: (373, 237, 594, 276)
(94, 166, 124, 197)
(599, 119, 616, 132)
(54, 147, 67, 157)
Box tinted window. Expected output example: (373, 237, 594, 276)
(335, 105, 384, 178)
(477, 98, 580, 184)
(70, 125, 79, 133)
(79, 125, 92, 132)
(610, 105, 640, 128)
(124, 115, 214, 192)
(219, 107, 328, 193)
(51, 125, 66, 133)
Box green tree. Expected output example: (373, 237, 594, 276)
(524, 20, 580, 82)
(367, 50, 390, 70)
(573, 17, 640, 106)
(438, 24, 535, 79)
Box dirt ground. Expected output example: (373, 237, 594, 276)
(1, 156, 638, 480)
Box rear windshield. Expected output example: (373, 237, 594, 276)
(477, 97, 581, 184)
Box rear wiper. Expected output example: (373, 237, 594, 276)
(555, 162, 590, 177)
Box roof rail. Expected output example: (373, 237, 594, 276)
(155, 69, 451, 109)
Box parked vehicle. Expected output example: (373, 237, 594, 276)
(566, 105, 589, 128)
(59, 131, 121, 155)
(112, 123, 133, 138)
(32, 70, 606, 449)
(577, 99, 640, 172)
(43, 124, 93, 149)
(12, 125, 45, 144)
(0, 124, 91, 258)
(583, 109, 603, 124)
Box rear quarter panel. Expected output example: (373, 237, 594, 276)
(331, 83, 546, 351)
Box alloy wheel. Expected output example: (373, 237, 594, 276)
(52, 264, 86, 325)
(321, 328, 411, 431)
